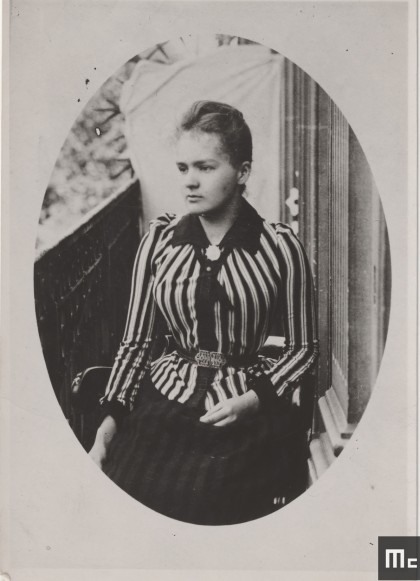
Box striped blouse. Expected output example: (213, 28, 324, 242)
(100, 199, 319, 421)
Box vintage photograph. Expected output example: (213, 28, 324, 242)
(4, 0, 414, 577)
(34, 34, 391, 526)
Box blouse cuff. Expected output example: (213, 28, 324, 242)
(99, 399, 130, 429)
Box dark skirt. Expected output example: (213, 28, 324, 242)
(102, 376, 309, 525)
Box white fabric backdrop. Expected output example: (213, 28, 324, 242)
(120, 45, 283, 225)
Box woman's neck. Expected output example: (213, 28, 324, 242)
(198, 196, 243, 246)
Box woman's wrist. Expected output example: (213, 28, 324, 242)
(99, 399, 129, 429)
(243, 389, 260, 412)
(96, 415, 117, 446)
(247, 373, 279, 410)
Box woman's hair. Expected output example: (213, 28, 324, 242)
(176, 100, 253, 168)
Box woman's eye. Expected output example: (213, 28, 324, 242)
(177, 166, 187, 174)
(200, 166, 214, 172)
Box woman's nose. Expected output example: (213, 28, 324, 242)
(184, 170, 199, 189)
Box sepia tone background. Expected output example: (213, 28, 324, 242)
(3, 1, 416, 579)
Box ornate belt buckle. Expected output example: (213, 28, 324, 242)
(195, 350, 227, 368)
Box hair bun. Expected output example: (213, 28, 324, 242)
(177, 100, 253, 166)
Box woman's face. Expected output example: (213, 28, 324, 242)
(175, 130, 249, 217)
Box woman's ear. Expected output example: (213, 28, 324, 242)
(237, 161, 251, 185)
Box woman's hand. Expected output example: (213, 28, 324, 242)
(199, 390, 260, 427)
(89, 440, 108, 469)
(88, 415, 117, 469)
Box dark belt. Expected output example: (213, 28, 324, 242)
(177, 347, 258, 369)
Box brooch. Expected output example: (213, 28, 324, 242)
(205, 245, 221, 261)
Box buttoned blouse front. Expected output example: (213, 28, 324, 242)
(101, 199, 319, 420)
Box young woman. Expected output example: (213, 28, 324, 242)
(89, 101, 319, 525)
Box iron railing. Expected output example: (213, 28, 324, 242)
(34, 180, 142, 449)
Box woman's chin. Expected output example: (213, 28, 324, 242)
(185, 202, 207, 215)
(186, 207, 204, 215)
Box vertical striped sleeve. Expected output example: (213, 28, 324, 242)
(99, 216, 173, 422)
(250, 224, 319, 407)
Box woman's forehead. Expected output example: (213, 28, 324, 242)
(175, 130, 227, 161)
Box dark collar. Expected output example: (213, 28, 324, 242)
(171, 198, 264, 254)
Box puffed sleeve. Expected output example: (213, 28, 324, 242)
(249, 223, 319, 410)
(99, 214, 175, 425)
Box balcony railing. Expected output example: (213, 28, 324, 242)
(34, 180, 142, 449)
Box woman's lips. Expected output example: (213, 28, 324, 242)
(186, 195, 203, 202)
